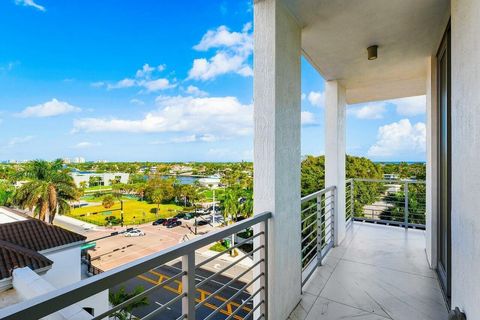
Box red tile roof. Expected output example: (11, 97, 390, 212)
(0, 219, 86, 252)
(0, 240, 53, 280)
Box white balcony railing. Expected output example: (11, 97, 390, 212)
(0, 212, 271, 320)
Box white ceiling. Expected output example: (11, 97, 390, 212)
(281, 0, 450, 103)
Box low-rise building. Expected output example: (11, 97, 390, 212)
(71, 172, 130, 188)
(0, 210, 108, 318)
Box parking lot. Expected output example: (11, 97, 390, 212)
(85, 219, 218, 271)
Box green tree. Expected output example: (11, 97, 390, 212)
(151, 189, 163, 216)
(0, 181, 14, 206)
(13, 159, 78, 223)
(102, 194, 115, 209)
(109, 286, 149, 320)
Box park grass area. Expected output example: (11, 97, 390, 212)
(68, 199, 184, 226)
(199, 188, 225, 201)
(85, 185, 112, 192)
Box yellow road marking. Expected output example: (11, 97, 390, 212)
(136, 270, 252, 319)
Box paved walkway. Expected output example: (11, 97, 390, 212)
(289, 222, 449, 320)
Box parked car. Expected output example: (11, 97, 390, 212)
(166, 220, 182, 228)
(194, 220, 209, 226)
(152, 218, 166, 226)
(175, 213, 186, 219)
(163, 218, 178, 226)
(184, 213, 194, 220)
(124, 229, 145, 237)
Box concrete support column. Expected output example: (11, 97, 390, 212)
(325, 80, 347, 245)
(253, 0, 302, 319)
(425, 56, 438, 268)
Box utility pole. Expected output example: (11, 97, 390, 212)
(212, 188, 216, 224)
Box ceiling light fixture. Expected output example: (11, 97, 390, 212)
(367, 45, 378, 60)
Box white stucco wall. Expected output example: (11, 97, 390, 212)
(42, 246, 82, 287)
(12, 267, 92, 320)
(254, 0, 302, 318)
(42, 246, 109, 317)
(451, 0, 480, 317)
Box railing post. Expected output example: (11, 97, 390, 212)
(182, 252, 196, 320)
(404, 182, 409, 230)
(350, 179, 354, 220)
(254, 219, 268, 319)
(316, 193, 323, 266)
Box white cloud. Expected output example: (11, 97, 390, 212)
(135, 64, 165, 78)
(15, 0, 45, 11)
(107, 78, 136, 90)
(102, 64, 174, 92)
(73, 95, 253, 138)
(151, 134, 217, 145)
(73, 141, 101, 149)
(8, 136, 34, 146)
(17, 99, 81, 118)
(193, 25, 252, 51)
(391, 95, 426, 116)
(301, 111, 317, 126)
(185, 85, 208, 97)
(129, 99, 145, 106)
(348, 102, 387, 119)
(307, 91, 324, 107)
(188, 24, 253, 81)
(139, 78, 175, 92)
(367, 119, 426, 157)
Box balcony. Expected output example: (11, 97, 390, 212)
(292, 222, 448, 320)
(0, 179, 450, 320)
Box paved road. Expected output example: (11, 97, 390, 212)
(112, 262, 254, 320)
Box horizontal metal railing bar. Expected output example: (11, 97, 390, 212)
(243, 300, 264, 320)
(196, 245, 263, 289)
(176, 315, 187, 320)
(353, 178, 425, 184)
(92, 271, 185, 320)
(141, 292, 186, 320)
(301, 244, 318, 264)
(224, 286, 263, 320)
(204, 273, 263, 320)
(302, 236, 318, 253)
(301, 202, 317, 212)
(317, 208, 334, 220)
(196, 259, 263, 309)
(301, 219, 318, 233)
(0, 211, 272, 320)
(195, 232, 263, 269)
(353, 217, 425, 229)
(301, 211, 317, 224)
(301, 228, 319, 244)
(301, 185, 336, 202)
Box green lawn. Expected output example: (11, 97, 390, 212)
(68, 199, 184, 226)
(84, 185, 113, 192)
(199, 188, 225, 201)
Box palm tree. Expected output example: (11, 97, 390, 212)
(151, 189, 163, 216)
(109, 286, 149, 320)
(13, 159, 78, 223)
(223, 189, 240, 225)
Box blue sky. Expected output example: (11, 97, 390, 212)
(0, 0, 426, 162)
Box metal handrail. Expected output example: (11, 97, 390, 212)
(349, 178, 426, 229)
(301, 186, 336, 287)
(0, 211, 272, 320)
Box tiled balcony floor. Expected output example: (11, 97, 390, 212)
(289, 222, 449, 320)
